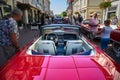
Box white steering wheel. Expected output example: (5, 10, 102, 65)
(46, 32, 58, 43)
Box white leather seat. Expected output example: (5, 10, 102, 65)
(35, 40, 56, 55)
(65, 40, 83, 55)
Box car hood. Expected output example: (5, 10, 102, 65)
(0, 55, 107, 80)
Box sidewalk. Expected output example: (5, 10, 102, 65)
(18, 28, 38, 48)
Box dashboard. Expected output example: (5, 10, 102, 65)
(42, 32, 78, 41)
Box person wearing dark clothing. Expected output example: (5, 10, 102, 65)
(77, 14, 83, 25)
(0, 8, 22, 66)
(73, 16, 77, 25)
(112, 15, 118, 25)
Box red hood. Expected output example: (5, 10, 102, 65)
(0, 54, 108, 80)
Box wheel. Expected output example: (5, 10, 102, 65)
(87, 34, 90, 39)
(46, 32, 58, 43)
(89, 32, 95, 39)
(113, 42, 120, 57)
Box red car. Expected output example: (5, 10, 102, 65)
(81, 19, 118, 39)
(110, 27, 120, 56)
(0, 24, 120, 80)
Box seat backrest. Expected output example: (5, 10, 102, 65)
(65, 40, 83, 55)
(35, 40, 56, 55)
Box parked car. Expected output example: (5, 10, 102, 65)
(110, 27, 120, 57)
(0, 24, 120, 80)
(81, 19, 118, 39)
(53, 18, 63, 24)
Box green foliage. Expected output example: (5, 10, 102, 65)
(99, 2, 105, 9)
(61, 11, 67, 18)
(99, 2, 111, 9)
(110, 13, 115, 20)
(74, 12, 79, 15)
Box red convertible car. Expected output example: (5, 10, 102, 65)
(0, 24, 120, 80)
(110, 27, 120, 57)
(81, 19, 118, 39)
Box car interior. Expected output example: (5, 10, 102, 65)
(27, 31, 95, 56)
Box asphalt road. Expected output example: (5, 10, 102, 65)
(18, 29, 38, 48)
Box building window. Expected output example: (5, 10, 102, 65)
(0, 8, 2, 19)
(108, 6, 117, 11)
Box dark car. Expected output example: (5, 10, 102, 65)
(53, 18, 63, 24)
(110, 27, 120, 57)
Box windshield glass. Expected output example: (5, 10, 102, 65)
(42, 26, 80, 35)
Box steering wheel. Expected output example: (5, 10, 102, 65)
(46, 32, 58, 43)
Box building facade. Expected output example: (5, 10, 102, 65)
(0, 0, 50, 25)
(72, 0, 103, 21)
(67, 0, 74, 15)
(104, 0, 120, 22)
(0, 0, 13, 19)
(73, 0, 80, 14)
(66, 0, 74, 23)
(44, 0, 50, 15)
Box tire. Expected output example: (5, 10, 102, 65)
(89, 33, 95, 39)
(113, 42, 120, 57)
(87, 34, 90, 39)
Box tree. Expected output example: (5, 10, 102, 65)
(61, 11, 67, 18)
(99, 2, 111, 9)
(99, 1, 111, 21)
(74, 11, 79, 15)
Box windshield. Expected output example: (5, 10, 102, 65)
(42, 26, 80, 35)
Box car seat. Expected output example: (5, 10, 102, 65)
(65, 40, 84, 55)
(35, 40, 56, 55)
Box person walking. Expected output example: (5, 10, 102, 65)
(73, 15, 77, 25)
(88, 12, 100, 39)
(0, 8, 22, 66)
(96, 20, 113, 50)
(112, 15, 118, 25)
(89, 12, 99, 32)
(77, 14, 83, 25)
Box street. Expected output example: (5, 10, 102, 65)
(18, 28, 38, 48)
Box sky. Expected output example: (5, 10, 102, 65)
(50, 0, 67, 15)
